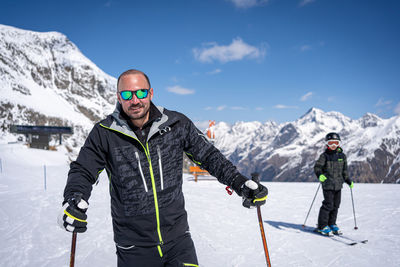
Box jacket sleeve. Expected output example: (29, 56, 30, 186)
(314, 153, 326, 178)
(343, 153, 351, 184)
(63, 124, 107, 203)
(182, 117, 247, 192)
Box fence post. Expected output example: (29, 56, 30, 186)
(44, 165, 47, 191)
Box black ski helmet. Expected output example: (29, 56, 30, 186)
(325, 132, 341, 141)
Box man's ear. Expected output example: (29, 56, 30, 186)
(117, 92, 122, 104)
(149, 88, 154, 101)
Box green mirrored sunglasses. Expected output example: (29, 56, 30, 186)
(119, 89, 149, 100)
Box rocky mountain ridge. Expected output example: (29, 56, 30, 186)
(212, 108, 400, 183)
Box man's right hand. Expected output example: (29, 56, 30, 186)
(319, 174, 327, 182)
(57, 193, 88, 233)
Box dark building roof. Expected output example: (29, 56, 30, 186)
(10, 125, 73, 134)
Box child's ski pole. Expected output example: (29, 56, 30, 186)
(350, 188, 358, 230)
(302, 183, 321, 228)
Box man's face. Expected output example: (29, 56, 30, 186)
(117, 74, 153, 123)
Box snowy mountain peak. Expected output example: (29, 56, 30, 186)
(299, 107, 324, 122)
(359, 112, 382, 128)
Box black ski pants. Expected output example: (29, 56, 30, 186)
(318, 189, 341, 229)
(116, 233, 198, 267)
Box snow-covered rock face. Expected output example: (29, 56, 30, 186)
(212, 108, 400, 184)
(0, 24, 116, 154)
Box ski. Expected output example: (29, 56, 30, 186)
(333, 234, 368, 245)
(304, 226, 368, 246)
(330, 235, 359, 246)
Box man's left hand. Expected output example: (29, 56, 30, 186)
(241, 180, 268, 208)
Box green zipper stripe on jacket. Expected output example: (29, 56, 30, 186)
(99, 123, 164, 246)
(146, 141, 163, 245)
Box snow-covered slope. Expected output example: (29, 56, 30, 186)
(213, 108, 400, 183)
(0, 24, 115, 152)
(0, 143, 399, 267)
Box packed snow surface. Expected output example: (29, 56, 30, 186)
(0, 142, 399, 267)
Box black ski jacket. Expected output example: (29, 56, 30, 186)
(63, 103, 246, 247)
(314, 147, 351, 191)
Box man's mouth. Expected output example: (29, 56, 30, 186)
(129, 105, 143, 111)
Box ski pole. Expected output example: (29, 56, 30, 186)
(256, 204, 272, 266)
(251, 173, 271, 267)
(70, 232, 77, 267)
(302, 183, 321, 228)
(350, 188, 358, 230)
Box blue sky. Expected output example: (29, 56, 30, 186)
(1, 0, 399, 124)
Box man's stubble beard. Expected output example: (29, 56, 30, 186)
(125, 103, 150, 121)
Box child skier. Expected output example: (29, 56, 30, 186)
(314, 132, 354, 236)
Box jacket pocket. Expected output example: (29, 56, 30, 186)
(157, 145, 164, 190)
(116, 244, 136, 250)
(135, 151, 148, 192)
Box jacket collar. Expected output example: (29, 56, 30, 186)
(325, 146, 343, 154)
(108, 102, 176, 143)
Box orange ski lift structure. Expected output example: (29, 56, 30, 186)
(189, 166, 209, 182)
(206, 120, 215, 140)
(189, 120, 216, 182)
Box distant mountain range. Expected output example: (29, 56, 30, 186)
(1, 24, 399, 183)
(212, 108, 400, 183)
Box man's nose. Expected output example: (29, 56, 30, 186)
(130, 95, 140, 104)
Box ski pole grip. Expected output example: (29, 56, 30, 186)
(251, 172, 260, 183)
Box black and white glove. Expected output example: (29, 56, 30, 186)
(57, 193, 88, 233)
(241, 180, 268, 208)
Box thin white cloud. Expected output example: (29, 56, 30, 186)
(231, 106, 246, 110)
(204, 105, 247, 111)
(207, 69, 222, 75)
(375, 98, 392, 107)
(255, 107, 264, 111)
(296, 41, 324, 52)
(300, 45, 312, 52)
(327, 96, 335, 102)
(394, 102, 400, 115)
(300, 92, 313, 101)
(166, 85, 195, 95)
(229, 0, 268, 9)
(274, 104, 298, 109)
(217, 105, 227, 111)
(193, 38, 266, 63)
(299, 0, 315, 7)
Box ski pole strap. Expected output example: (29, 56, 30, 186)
(253, 195, 268, 203)
(64, 210, 87, 223)
(225, 186, 233, 195)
